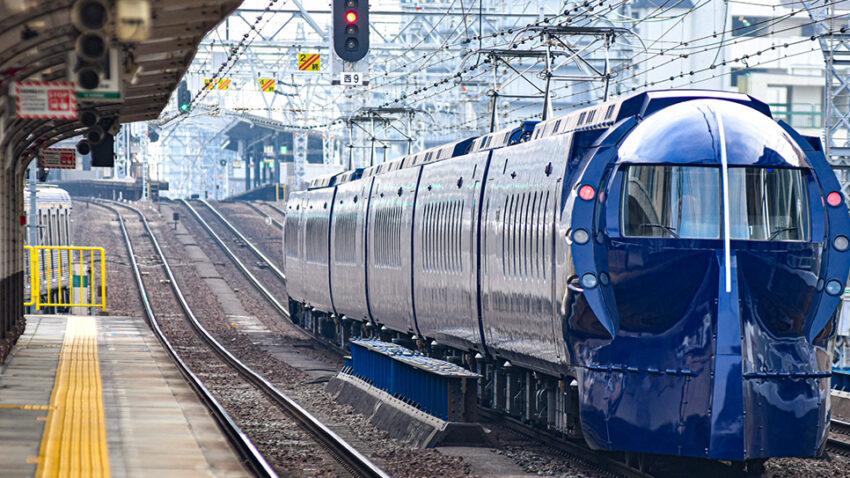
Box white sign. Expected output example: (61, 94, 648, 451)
(39, 148, 77, 169)
(339, 72, 365, 86)
(15, 81, 77, 120)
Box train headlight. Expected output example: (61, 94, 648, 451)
(581, 273, 598, 289)
(826, 280, 843, 296)
(835, 236, 849, 252)
(573, 229, 589, 244)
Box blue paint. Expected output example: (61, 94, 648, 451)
(566, 95, 850, 460)
(347, 340, 478, 420)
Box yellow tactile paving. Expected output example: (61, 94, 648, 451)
(35, 316, 110, 478)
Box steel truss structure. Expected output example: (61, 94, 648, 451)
(805, 0, 850, 194)
(151, 0, 636, 193)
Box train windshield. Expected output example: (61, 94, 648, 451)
(622, 165, 809, 241)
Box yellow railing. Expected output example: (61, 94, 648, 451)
(24, 246, 107, 311)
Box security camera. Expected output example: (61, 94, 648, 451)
(72, 0, 109, 31)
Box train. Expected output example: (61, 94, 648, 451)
(23, 185, 74, 309)
(282, 90, 850, 471)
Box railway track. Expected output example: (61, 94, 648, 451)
(477, 407, 654, 478)
(243, 201, 284, 230)
(829, 419, 850, 455)
(196, 198, 668, 478)
(180, 199, 346, 351)
(176, 198, 850, 478)
(101, 200, 389, 478)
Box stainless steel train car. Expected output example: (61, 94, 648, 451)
(23, 185, 73, 308)
(283, 90, 850, 470)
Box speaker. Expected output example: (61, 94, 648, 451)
(90, 133, 114, 167)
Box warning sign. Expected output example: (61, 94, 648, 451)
(15, 81, 77, 120)
(204, 78, 232, 90)
(258, 78, 276, 93)
(298, 53, 321, 71)
(39, 148, 77, 169)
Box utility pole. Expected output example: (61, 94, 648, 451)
(27, 159, 37, 246)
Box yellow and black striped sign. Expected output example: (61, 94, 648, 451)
(258, 78, 276, 93)
(298, 53, 321, 71)
(217, 78, 232, 90)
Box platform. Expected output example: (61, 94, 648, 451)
(0, 314, 249, 477)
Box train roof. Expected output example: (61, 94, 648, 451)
(300, 90, 773, 191)
(23, 185, 72, 207)
(531, 89, 771, 140)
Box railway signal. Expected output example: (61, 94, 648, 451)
(177, 80, 191, 112)
(333, 0, 369, 62)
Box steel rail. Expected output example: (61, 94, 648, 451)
(178, 199, 291, 319)
(476, 407, 654, 478)
(829, 418, 850, 454)
(261, 201, 288, 221)
(242, 201, 284, 230)
(94, 200, 277, 478)
(110, 200, 389, 478)
(198, 199, 287, 282)
(179, 199, 347, 357)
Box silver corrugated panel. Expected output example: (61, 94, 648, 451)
(480, 134, 574, 370)
(329, 178, 373, 321)
(366, 167, 421, 333)
(300, 187, 337, 313)
(283, 192, 307, 302)
(413, 152, 490, 350)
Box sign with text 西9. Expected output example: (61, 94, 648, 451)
(339, 72, 366, 86)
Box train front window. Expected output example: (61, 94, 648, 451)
(728, 167, 809, 241)
(622, 165, 720, 239)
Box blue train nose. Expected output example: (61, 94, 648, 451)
(565, 99, 836, 460)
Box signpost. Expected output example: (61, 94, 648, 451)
(298, 53, 321, 71)
(15, 81, 77, 120)
(38, 148, 77, 169)
(258, 78, 276, 93)
(339, 72, 366, 86)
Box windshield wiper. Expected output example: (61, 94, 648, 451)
(640, 223, 680, 239)
(768, 226, 798, 241)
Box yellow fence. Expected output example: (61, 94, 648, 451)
(24, 246, 107, 311)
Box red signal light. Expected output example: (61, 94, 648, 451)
(827, 191, 843, 207)
(578, 184, 596, 201)
(345, 10, 358, 24)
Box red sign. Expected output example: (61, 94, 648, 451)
(39, 148, 77, 169)
(15, 81, 77, 120)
